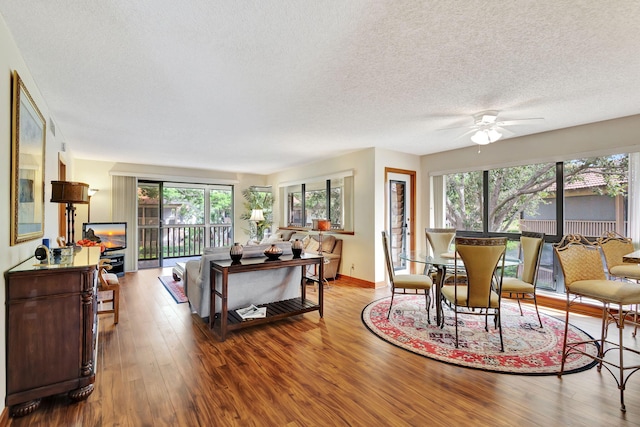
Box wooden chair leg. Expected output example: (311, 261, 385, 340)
(113, 287, 119, 325)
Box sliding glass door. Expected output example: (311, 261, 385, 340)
(138, 181, 233, 269)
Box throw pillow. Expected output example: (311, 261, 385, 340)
(320, 235, 336, 253)
(305, 237, 320, 253)
(259, 233, 283, 245)
(275, 229, 296, 241)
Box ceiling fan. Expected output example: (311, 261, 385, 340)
(440, 110, 544, 145)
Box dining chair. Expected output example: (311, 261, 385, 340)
(425, 227, 464, 288)
(441, 237, 507, 351)
(381, 231, 433, 319)
(425, 228, 456, 258)
(501, 231, 545, 327)
(596, 231, 640, 336)
(98, 259, 120, 324)
(554, 234, 640, 412)
(597, 231, 640, 281)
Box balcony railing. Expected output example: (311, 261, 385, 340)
(518, 220, 627, 238)
(138, 224, 233, 260)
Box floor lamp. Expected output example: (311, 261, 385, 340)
(312, 219, 331, 288)
(51, 181, 89, 245)
(313, 219, 331, 255)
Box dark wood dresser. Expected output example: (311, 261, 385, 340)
(4, 247, 101, 417)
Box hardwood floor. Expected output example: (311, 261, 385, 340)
(6, 268, 640, 426)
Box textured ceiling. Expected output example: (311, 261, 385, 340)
(1, 1, 640, 174)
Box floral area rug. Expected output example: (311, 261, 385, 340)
(362, 295, 598, 375)
(158, 276, 188, 304)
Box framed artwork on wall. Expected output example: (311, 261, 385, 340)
(11, 70, 46, 245)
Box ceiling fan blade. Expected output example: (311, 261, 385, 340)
(496, 118, 544, 127)
(495, 126, 515, 137)
(450, 128, 479, 141)
(437, 123, 476, 131)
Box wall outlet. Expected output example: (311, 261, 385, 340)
(351, 263, 355, 270)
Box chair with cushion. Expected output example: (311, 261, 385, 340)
(425, 228, 456, 258)
(425, 227, 463, 288)
(501, 231, 545, 327)
(98, 259, 120, 324)
(597, 231, 640, 336)
(382, 231, 433, 319)
(554, 234, 640, 412)
(597, 231, 640, 282)
(441, 237, 507, 351)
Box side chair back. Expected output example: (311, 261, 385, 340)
(381, 230, 396, 283)
(455, 237, 507, 307)
(501, 231, 545, 327)
(596, 231, 640, 281)
(555, 235, 607, 286)
(425, 228, 456, 257)
(520, 232, 545, 284)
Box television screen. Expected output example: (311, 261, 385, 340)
(82, 222, 127, 252)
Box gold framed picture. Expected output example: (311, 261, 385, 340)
(11, 71, 46, 245)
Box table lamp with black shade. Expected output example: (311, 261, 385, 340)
(50, 181, 89, 245)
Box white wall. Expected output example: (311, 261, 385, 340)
(0, 13, 72, 413)
(268, 148, 377, 282)
(267, 147, 421, 284)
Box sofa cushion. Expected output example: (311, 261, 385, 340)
(276, 229, 297, 241)
(305, 236, 320, 253)
(259, 233, 283, 244)
(289, 232, 308, 242)
(319, 235, 336, 253)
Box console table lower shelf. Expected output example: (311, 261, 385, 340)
(212, 297, 319, 336)
(210, 254, 324, 341)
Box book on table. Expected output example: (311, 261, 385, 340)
(236, 304, 267, 320)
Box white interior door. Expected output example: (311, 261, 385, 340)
(387, 171, 414, 275)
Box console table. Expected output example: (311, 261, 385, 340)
(4, 247, 101, 417)
(210, 254, 324, 341)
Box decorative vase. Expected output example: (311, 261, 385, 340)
(230, 242, 244, 262)
(292, 239, 303, 258)
(264, 244, 283, 260)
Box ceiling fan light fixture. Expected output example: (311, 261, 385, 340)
(471, 128, 502, 145)
(471, 130, 490, 145)
(487, 128, 502, 142)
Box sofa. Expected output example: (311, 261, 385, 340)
(272, 229, 342, 280)
(184, 242, 301, 319)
